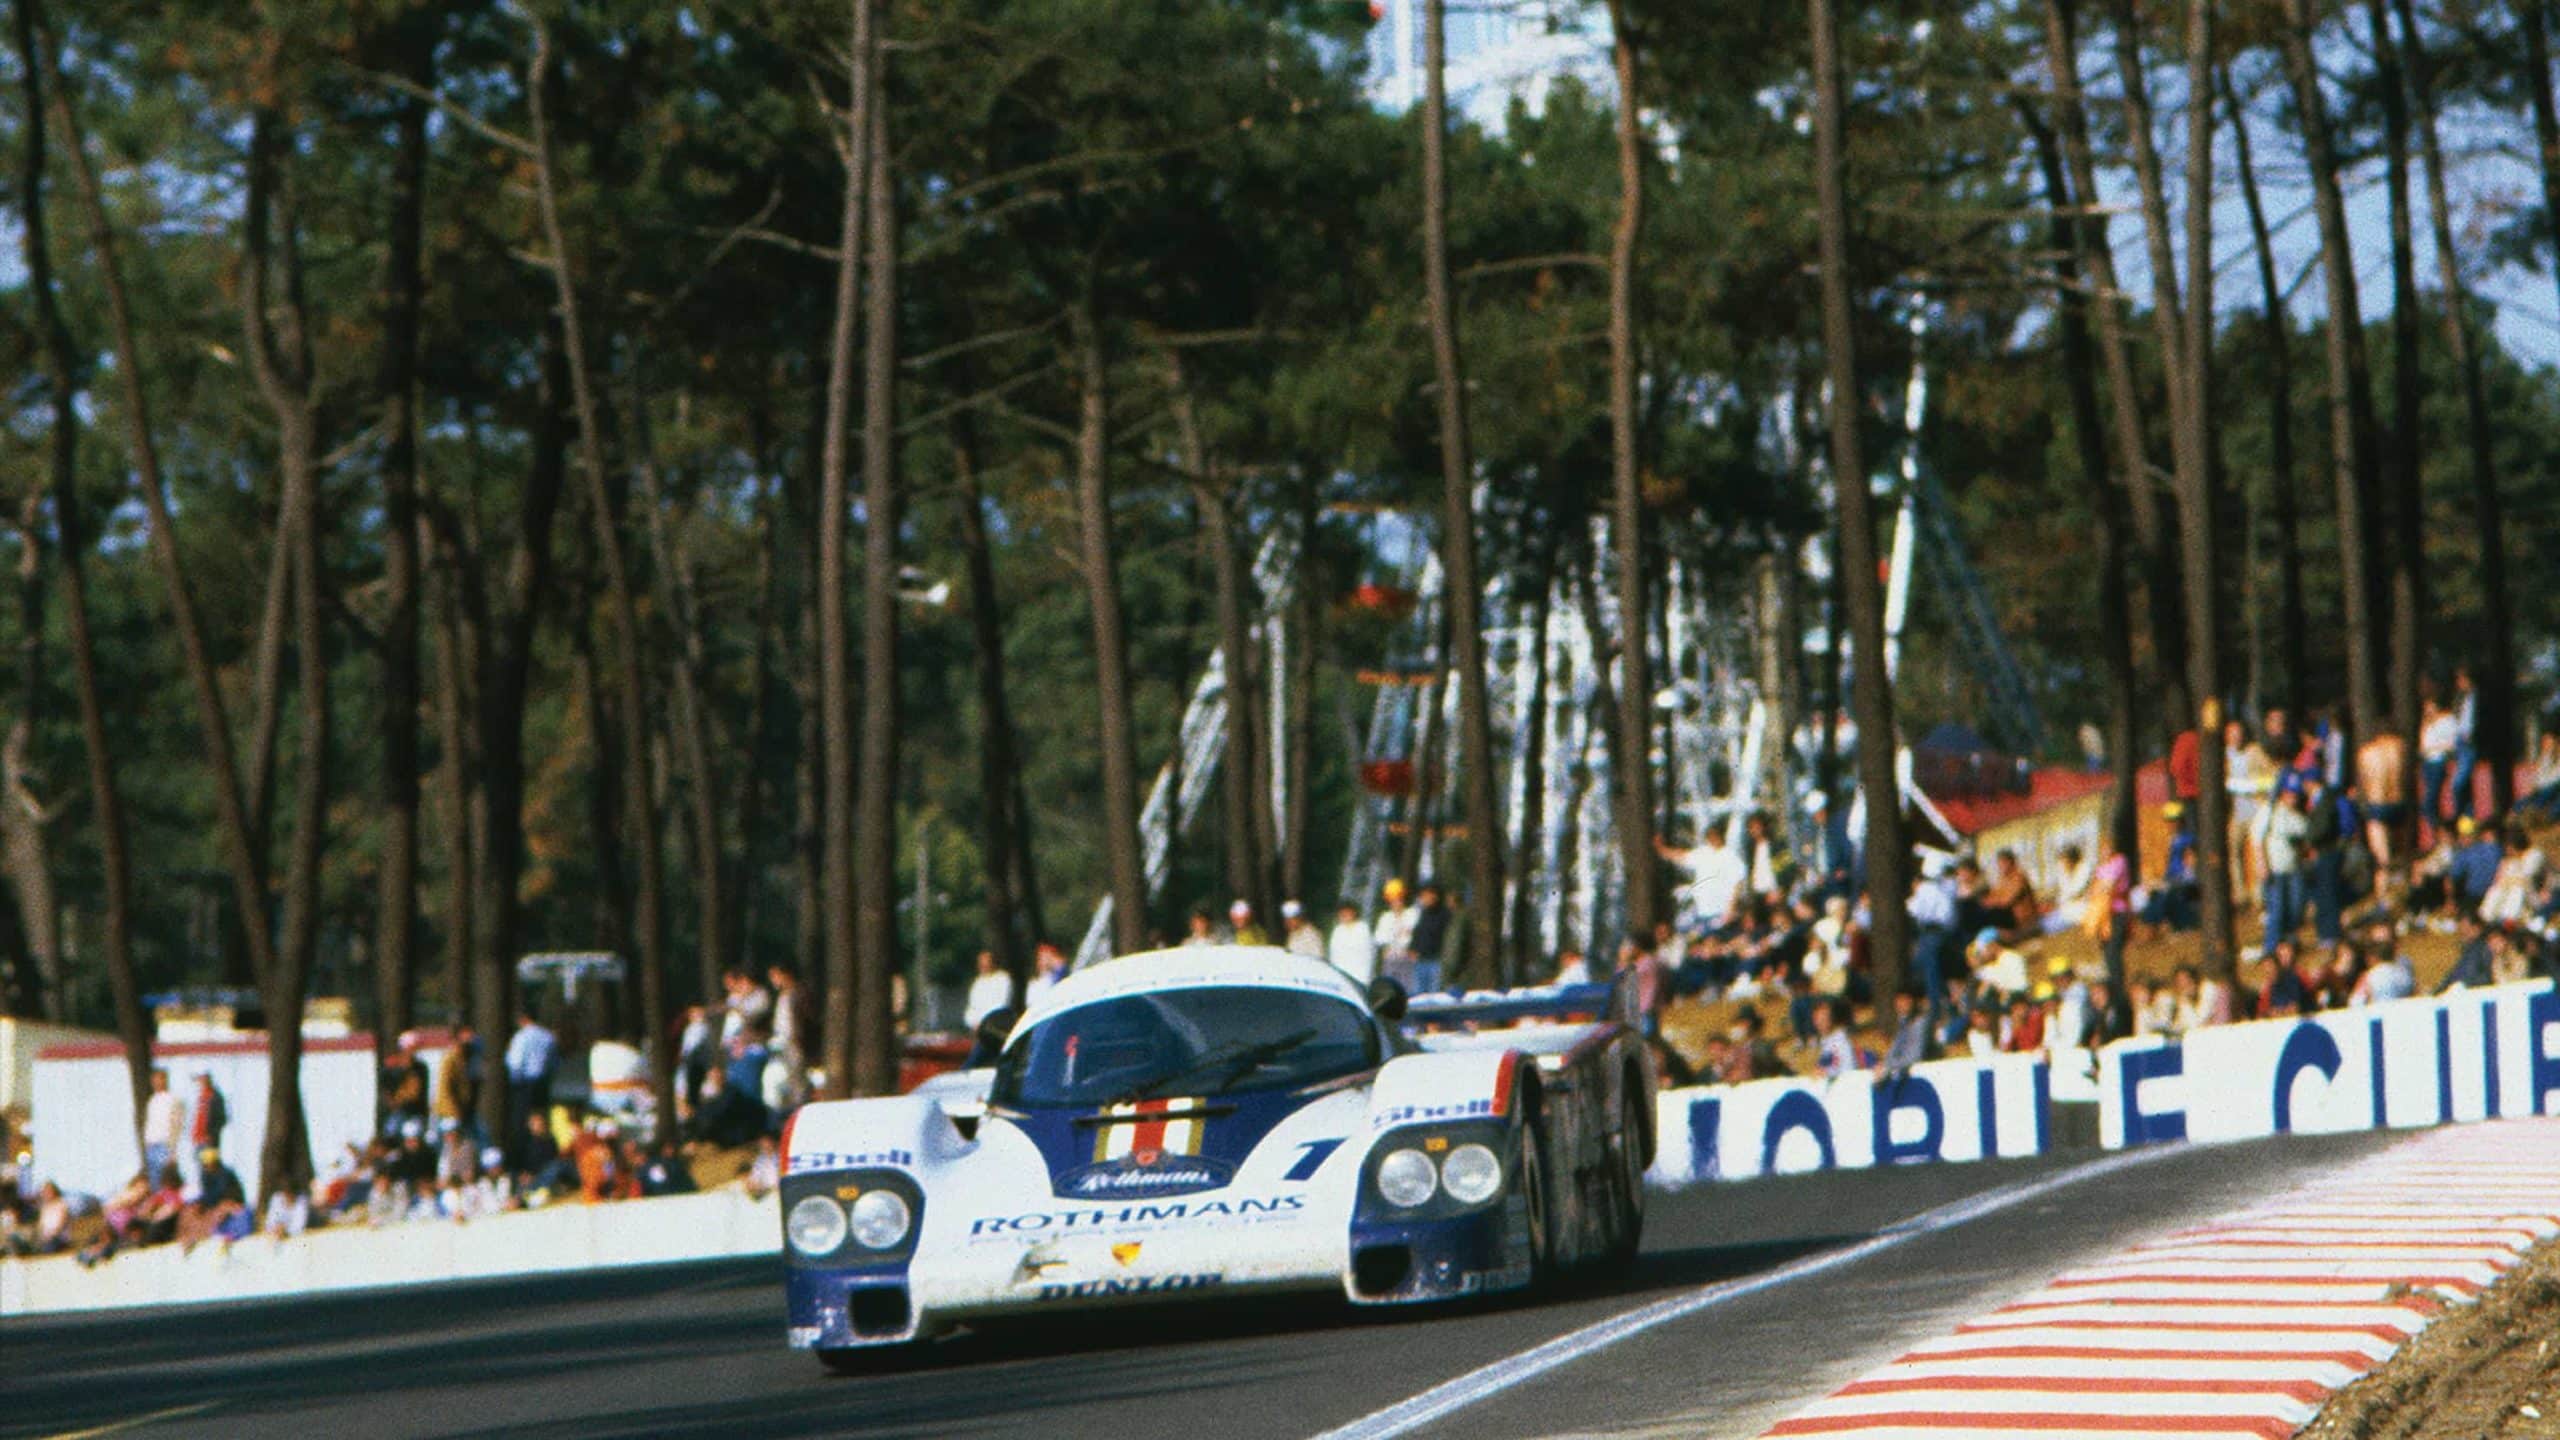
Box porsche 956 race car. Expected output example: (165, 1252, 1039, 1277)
(778, 945, 1655, 1364)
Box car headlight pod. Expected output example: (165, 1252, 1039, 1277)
(1376, 1147, 1439, 1207)
(786, 1194, 849, 1255)
(849, 1188, 914, 1250)
(1439, 1142, 1503, 1205)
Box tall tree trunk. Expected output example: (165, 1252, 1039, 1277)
(1400, 627, 1449, 887)
(1073, 307, 1148, 956)
(2279, 0, 2386, 741)
(239, 105, 326, 1197)
(2116, 0, 2235, 972)
(373, 37, 429, 1053)
(1509, 529, 1558, 984)
(731, 458, 783, 977)
(2045, 0, 2189, 730)
(2523, 0, 2560, 323)
(2022, 105, 2141, 867)
(2401, 0, 2515, 814)
(952, 424, 1028, 986)
(2173, 0, 2233, 979)
(572, 567, 634, 969)
(54, 22, 284, 1029)
(631, 403, 726, 1007)
(1422, 0, 1504, 985)
(1810, 0, 1912, 998)
(2367, 0, 2427, 825)
(816, 0, 868, 1091)
(527, 24, 668, 1110)
(1606, 1, 1660, 946)
(471, 352, 569, 1145)
(2225, 76, 2308, 714)
(428, 522, 476, 1029)
(852, 64, 902, 1095)
(4, 471, 60, 1023)
(14, 0, 143, 1109)
(268, 376, 328, 1198)
(1280, 481, 1320, 906)
(1168, 354, 1272, 922)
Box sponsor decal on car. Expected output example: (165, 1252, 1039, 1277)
(968, 1194, 1306, 1238)
(1056, 1151, 1235, 1199)
(1369, 1099, 1497, 1129)
(1460, 1263, 1533, 1293)
(1035, 1273, 1223, 1301)
(788, 1148, 917, 1173)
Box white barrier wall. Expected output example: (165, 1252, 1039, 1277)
(30, 1036, 380, 1205)
(0, 1185, 780, 1318)
(2098, 979, 2560, 1148)
(1649, 1053, 2051, 1184)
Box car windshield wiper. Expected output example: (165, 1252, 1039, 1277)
(1104, 1028, 1321, 1106)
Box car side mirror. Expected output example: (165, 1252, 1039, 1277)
(967, 1007, 1021, 1067)
(1366, 977, 1409, 1023)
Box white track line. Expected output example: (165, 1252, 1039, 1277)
(1306, 1147, 2186, 1440)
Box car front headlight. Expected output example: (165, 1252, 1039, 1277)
(849, 1188, 914, 1250)
(1376, 1147, 1439, 1208)
(1440, 1143, 1503, 1205)
(787, 1195, 848, 1256)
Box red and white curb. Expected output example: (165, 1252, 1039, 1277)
(1759, 1118, 2560, 1439)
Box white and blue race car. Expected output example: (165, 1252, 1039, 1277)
(778, 945, 1655, 1365)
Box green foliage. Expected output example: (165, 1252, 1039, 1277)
(1, 0, 2549, 1030)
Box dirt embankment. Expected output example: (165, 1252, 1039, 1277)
(2298, 1238, 2560, 1440)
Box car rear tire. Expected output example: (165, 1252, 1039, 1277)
(1514, 1096, 1556, 1286)
(1599, 1086, 1646, 1273)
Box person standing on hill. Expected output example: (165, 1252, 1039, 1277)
(141, 1070, 182, 1180)
(1372, 879, 1418, 990)
(1327, 902, 1377, 986)
(1408, 884, 1451, 993)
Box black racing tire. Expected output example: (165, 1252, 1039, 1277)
(1599, 1085, 1646, 1274)
(1514, 1093, 1557, 1286)
(818, 1346, 887, 1376)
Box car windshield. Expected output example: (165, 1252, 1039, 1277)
(990, 986, 1380, 1109)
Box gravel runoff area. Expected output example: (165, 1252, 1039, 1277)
(2299, 1235, 2560, 1440)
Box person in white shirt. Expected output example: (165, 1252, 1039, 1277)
(1965, 929, 2029, 997)
(963, 950, 1015, 1029)
(1811, 1000, 1859, 1078)
(1280, 901, 1327, 960)
(1805, 896, 1856, 997)
(2041, 844, 2094, 936)
(141, 1068, 184, 1178)
(1327, 903, 1377, 985)
(1552, 948, 1591, 986)
(1657, 827, 1747, 932)
(2351, 921, 2417, 1006)
(262, 1183, 312, 1240)
(1372, 879, 1419, 988)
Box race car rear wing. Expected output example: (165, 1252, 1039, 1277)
(1399, 976, 1637, 1036)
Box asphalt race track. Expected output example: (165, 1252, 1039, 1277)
(4, 1131, 2400, 1440)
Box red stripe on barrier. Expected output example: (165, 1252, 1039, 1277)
(2047, 1273, 2483, 1295)
(1840, 1376, 2333, 1403)
(1956, 1319, 2411, 1342)
(1899, 1345, 2373, 1369)
(1765, 1411, 2298, 1438)
(1991, 1295, 2445, 1318)
(2139, 1237, 2528, 1250)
